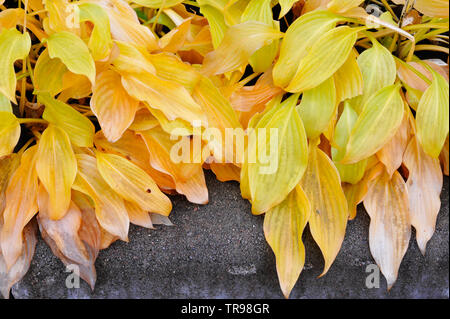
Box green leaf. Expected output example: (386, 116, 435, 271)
(273, 10, 340, 88)
(342, 84, 404, 164)
(297, 77, 337, 139)
(78, 2, 112, 61)
(0, 28, 31, 103)
(416, 68, 449, 158)
(285, 26, 359, 93)
(38, 93, 95, 147)
(45, 31, 96, 84)
(248, 94, 309, 214)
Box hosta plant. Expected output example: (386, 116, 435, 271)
(0, 0, 449, 298)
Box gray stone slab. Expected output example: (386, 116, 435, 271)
(10, 172, 449, 299)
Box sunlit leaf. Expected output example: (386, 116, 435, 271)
(241, 0, 279, 73)
(273, 10, 340, 88)
(138, 127, 209, 204)
(72, 154, 129, 241)
(39, 93, 95, 147)
(333, 50, 363, 102)
(300, 142, 348, 275)
(36, 125, 77, 220)
(297, 77, 336, 139)
(377, 113, 411, 177)
(327, 0, 363, 13)
(416, 68, 449, 158)
(202, 21, 283, 75)
(78, 2, 112, 61)
(33, 48, 67, 96)
(45, 31, 96, 84)
(285, 26, 359, 93)
(264, 185, 311, 299)
(0, 112, 21, 158)
(342, 84, 404, 164)
(248, 94, 308, 214)
(91, 70, 139, 143)
(0, 147, 39, 269)
(0, 28, 31, 103)
(351, 39, 396, 113)
(96, 151, 172, 216)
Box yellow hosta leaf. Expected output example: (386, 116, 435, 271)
(72, 154, 129, 241)
(0, 222, 36, 299)
(44, 0, 80, 33)
(192, 76, 243, 163)
(264, 185, 311, 299)
(78, 2, 112, 61)
(300, 143, 348, 275)
(202, 21, 283, 75)
(0, 147, 38, 269)
(0, 94, 11, 112)
(94, 130, 176, 191)
(199, 5, 227, 49)
(132, 0, 183, 8)
(45, 31, 96, 84)
(377, 113, 411, 177)
(327, 0, 363, 13)
(112, 41, 156, 76)
(138, 127, 208, 204)
(393, 0, 449, 18)
(273, 10, 339, 88)
(285, 26, 359, 93)
(242, 0, 279, 73)
(100, 2, 159, 51)
(36, 125, 77, 220)
(278, 0, 297, 17)
(210, 163, 240, 182)
(0, 154, 20, 213)
(158, 19, 191, 53)
(0, 112, 20, 158)
(364, 170, 411, 289)
(147, 53, 201, 93)
(0, 28, 31, 103)
(334, 49, 363, 102)
(416, 69, 449, 158)
(352, 39, 396, 113)
(96, 151, 172, 216)
(403, 136, 443, 255)
(39, 93, 95, 147)
(33, 48, 67, 96)
(125, 200, 154, 229)
(248, 94, 308, 214)
(91, 70, 139, 143)
(297, 77, 336, 139)
(342, 84, 404, 164)
(121, 72, 206, 125)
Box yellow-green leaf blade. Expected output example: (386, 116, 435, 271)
(45, 31, 96, 84)
(264, 185, 311, 298)
(342, 84, 404, 164)
(36, 125, 77, 220)
(416, 69, 449, 158)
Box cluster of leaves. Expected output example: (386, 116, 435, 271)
(0, 0, 448, 298)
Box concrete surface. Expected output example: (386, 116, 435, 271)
(10, 172, 449, 299)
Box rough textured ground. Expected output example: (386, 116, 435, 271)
(11, 172, 449, 299)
